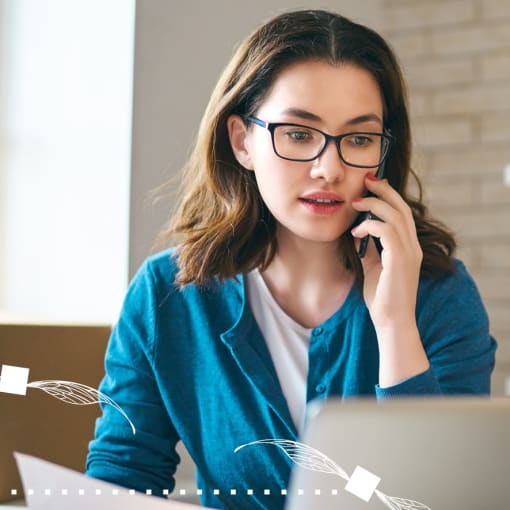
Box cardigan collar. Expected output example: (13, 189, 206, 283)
(219, 273, 298, 439)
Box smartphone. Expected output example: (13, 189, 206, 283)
(351, 159, 386, 258)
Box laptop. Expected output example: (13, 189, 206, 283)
(285, 397, 510, 510)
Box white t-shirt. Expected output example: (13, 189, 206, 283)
(246, 269, 312, 431)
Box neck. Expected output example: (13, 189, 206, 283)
(259, 229, 354, 328)
(265, 228, 347, 284)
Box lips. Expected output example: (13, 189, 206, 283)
(299, 191, 344, 204)
(298, 191, 344, 215)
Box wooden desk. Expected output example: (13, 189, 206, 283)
(0, 500, 26, 508)
(0, 323, 110, 503)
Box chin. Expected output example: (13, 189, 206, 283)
(296, 228, 346, 244)
(276, 217, 349, 245)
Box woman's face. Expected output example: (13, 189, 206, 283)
(228, 60, 384, 247)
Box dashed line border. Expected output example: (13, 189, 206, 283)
(11, 487, 342, 497)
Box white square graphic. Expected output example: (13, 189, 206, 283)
(0, 365, 30, 395)
(344, 465, 381, 502)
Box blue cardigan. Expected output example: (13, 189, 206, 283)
(86, 249, 496, 509)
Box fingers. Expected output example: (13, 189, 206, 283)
(350, 175, 422, 262)
(353, 177, 414, 227)
(351, 176, 416, 240)
(364, 175, 407, 213)
(351, 218, 398, 252)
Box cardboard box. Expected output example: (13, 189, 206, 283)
(0, 324, 110, 502)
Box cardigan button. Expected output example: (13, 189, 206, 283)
(315, 383, 326, 394)
(313, 327, 323, 336)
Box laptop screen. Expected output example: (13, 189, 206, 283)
(284, 397, 510, 510)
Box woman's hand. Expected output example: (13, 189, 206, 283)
(351, 175, 422, 328)
(350, 174, 429, 387)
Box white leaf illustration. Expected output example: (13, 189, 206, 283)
(236, 439, 431, 510)
(376, 493, 432, 510)
(27, 380, 136, 435)
(235, 438, 349, 479)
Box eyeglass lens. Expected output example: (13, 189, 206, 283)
(273, 125, 387, 166)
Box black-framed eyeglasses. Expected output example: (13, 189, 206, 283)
(246, 116, 394, 168)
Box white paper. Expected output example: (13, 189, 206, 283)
(14, 452, 205, 510)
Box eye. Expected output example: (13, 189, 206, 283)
(282, 127, 317, 143)
(289, 131, 309, 141)
(347, 134, 374, 146)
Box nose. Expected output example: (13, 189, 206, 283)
(309, 139, 345, 183)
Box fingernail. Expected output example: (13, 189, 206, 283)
(352, 197, 363, 203)
(366, 174, 378, 181)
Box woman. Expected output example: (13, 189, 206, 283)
(86, 9, 496, 509)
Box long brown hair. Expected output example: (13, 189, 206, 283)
(158, 9, 455, 286)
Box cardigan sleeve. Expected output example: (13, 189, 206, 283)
(86, 259, 181, 496)
(375, 260, 497, 398)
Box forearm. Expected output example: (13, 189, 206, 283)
(376, 321, 430, 388)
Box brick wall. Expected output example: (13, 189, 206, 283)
(378, 0, 510, 394)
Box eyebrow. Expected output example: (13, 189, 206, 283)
(280, 108, 322, 122)
(345, 114, 383, 127)
(280, 108, 383, 127)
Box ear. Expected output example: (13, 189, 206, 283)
(227, 114, 254, 170)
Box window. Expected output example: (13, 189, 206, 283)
(0, 0, 135, 323)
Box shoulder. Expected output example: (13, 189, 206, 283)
(418, 259, 478, 297)
(139, 247, 180, 287)
(417, 258, 488, 322)
(132, 247, 245, 311)
(120, 249, 178, 311)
